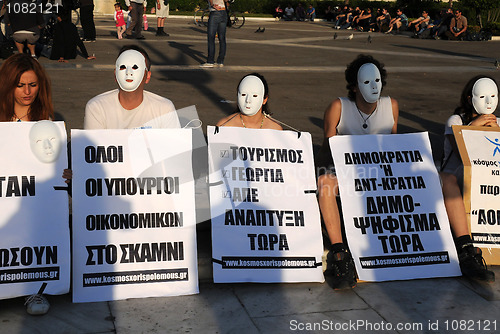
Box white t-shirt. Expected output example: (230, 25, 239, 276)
(84, 89, 181, 130)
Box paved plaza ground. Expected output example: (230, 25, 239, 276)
(1, 15, 500, 334)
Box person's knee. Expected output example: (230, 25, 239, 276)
(440, 172, 458, 188)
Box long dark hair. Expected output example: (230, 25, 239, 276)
(454, 75, 497, 124)
(0, 53, 53, 121)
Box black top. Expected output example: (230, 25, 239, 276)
(4, 0, 44, 32)
(50, 20, 89, 60)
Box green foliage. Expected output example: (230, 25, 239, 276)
(485, 20, 500, 34)
(170, 0, 204, 12)
(460, 0, 500, 12)
(164, 0, 500, 24)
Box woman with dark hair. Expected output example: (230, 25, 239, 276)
(216, 73, 282, 130)
(0, 53, 53, 121)
(0, 53, 54, 315)
(439, 76, 497, 282)
(442, 75, 499, 176)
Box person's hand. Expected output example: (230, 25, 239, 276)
(58, 57, 68, 63)
(62, 169, 73, 184)
(470, 114, 499, 127)
(128, 5, 132, 10)
(87, 56, 96, 60)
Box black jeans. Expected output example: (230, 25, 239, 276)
(80, 5, 96, 40)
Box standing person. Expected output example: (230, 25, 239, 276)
(114, 2, 126, 39)
(84, 45, 180, 129)
(124, 0, 147, 39)
(200, 0, 227, 68)
(0, 53, 55, 314)
(316, 54, 399, 290)
(155, 0, 169, 36)
(216, 73, 282, 130)
(445, 9, 467, 40)
(80, 0, 96, 41)
(3, 0, 44, 58)
(440, 75, 497, 282)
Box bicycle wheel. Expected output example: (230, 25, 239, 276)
(230, 12, 245, 29)
(201, 10, 209, 27)
(194, 9, 203, 26)
(72, 9, 80, 26)
(194, 9, 209, 27)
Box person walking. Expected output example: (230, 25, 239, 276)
(125, 0, 147, 39)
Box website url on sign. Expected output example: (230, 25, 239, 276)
(83, 268, 188, 287)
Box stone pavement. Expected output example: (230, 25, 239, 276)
(1, 16, 500, 334)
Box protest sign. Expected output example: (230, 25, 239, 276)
(330, 132, 461, 281)
(208, 126, 324, 283)
(453, 126, 500, 263)
(71, 129, 198, 302)
(0, 122, 70, 299)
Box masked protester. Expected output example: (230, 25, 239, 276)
(316, 54, 399, 290)
(84, 45, 180, 130)
(216, 73, 282, 130)
(439, 76, 497, 283)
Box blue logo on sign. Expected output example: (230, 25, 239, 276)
(485, 136, 500, 157)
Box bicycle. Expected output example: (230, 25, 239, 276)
(194, 1, 245, 29)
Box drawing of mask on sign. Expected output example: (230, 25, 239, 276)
(29, 120, 62, 163)
(357, 63, 382, 104)
(115, 50, 147, 92)
(237, 75, 265, 116)
(472, 78, 498, 115)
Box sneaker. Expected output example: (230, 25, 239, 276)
(324, 250, 357, 290)
(25, 293, 50, 315)
(200, 63, 214, 68)
(458, 244, 495, 282)
(215, 63, 224, 67)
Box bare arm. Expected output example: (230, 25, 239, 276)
(391, 98, 399, 134)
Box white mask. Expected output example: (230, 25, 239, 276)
(472, 78, 498, 115)
(237, 76, 265, 116)
(115, 50, 147, 92)
(29, 120, 62, 163)
(357, 63, 382, 104)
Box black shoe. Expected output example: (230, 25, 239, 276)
(136, 35, 146, 40)
(459, 244, 495, 282)
(255, 27, 261, 33)
(324, 250, 357, 290)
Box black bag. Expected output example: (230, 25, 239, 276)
(72, 0, 81, 9)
